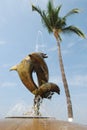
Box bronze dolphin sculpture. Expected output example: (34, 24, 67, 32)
(10, 52, 60, 98)
(29, 52, 60, 98)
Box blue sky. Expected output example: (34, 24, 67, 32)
(0, 0, 87, 124)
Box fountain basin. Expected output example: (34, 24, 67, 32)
(0, 117, 87, 130)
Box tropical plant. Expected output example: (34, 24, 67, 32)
(32, 0, 85, 121)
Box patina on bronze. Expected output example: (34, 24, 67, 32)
(10, 52, 60, 115)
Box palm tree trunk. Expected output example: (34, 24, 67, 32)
(56, 37, 73, 120)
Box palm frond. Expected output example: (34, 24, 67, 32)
(56, 5, 62, 15)
(32, 2, 85, 39)
(53, 5, 62, 25)
(47, 1, 53, 14)
(32, 5, 43, 17)
(55, 17, 66, 29)
(47, 0, 62, 15)
(47, 1, 62, 28)
(62, 26, 86, 38)
(42, 11, 52, 33)
(47, 1, 54, 27)
(32, 4, 52, 33)
(63, 8, 80, 19)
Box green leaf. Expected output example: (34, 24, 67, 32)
(32, 2, 85, 39)
(63, 8, 80, 18)
(62, 26, 86, 38)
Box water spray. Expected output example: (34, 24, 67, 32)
(33, 95, 43, 116)
(68, 118, 73, 122)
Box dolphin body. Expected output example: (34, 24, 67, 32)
(10, 52, 60, 99)
(29, 52, 49, 86)
(10, 55, 38, 92)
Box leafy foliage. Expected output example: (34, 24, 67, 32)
(32, 0, 85, 40)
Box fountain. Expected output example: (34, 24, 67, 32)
(35, 30, 46, 52)
(0, 53, 87, 129)
(9, 52, 60, 117)
(0, 52, 86, 130)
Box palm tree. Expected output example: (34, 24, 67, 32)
(32, 1, 85, 121)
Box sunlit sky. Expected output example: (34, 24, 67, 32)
(0, 0, 87, 124)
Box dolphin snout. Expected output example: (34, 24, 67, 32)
(10, 65, 17, 71)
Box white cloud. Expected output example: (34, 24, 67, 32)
(49, 74, 87, 88)
(67, 38, 87, 49)
(0, 16, 7, 26)
(0, 41, 6, 45)
(1, 64, 10, 68)
(49, 75, 62, 85)
(62, 49, 71, 55)
(68, 75, 87, 87)
(0, 82, 17, 88)
(71, 64, 87, 70)
(47, 46, 58, 52)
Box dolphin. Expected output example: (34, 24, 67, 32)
(10, 52, 60, 98)
(33, 82, 60, 98)
(29, 52, 60, 98)
(10, 55, 38, 93)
